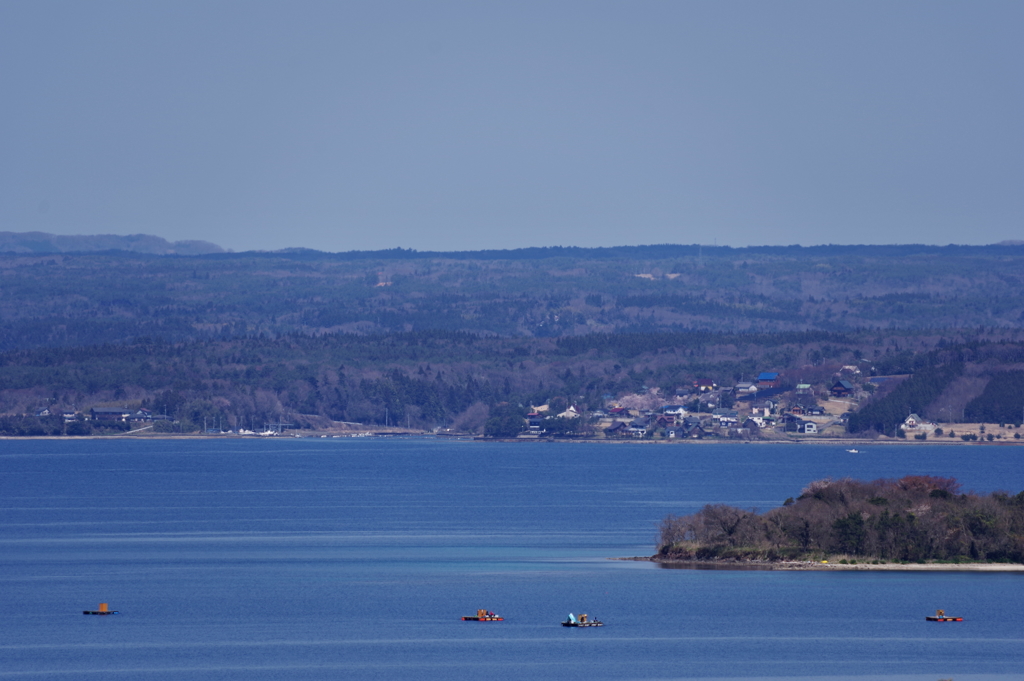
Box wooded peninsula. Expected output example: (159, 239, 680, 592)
(657, 476, 1024, 565)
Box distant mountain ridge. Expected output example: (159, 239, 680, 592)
(220, 242, 1024, 262)
(2, 232, 1022, 259)
(0, 231, 224, 255)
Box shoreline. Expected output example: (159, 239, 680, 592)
(1, 433, 1021, 445)
(620, 556, 1024, 571)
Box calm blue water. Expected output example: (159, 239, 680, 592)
(1, 438, 1023, 680)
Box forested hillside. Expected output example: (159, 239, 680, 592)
(0, 325, 1022, 436)
(3, 240, 1024, 436)
(3, 243, 1024, 351)
(0, 329, 874, 432)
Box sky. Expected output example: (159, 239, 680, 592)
(1, 1, 1021, 253)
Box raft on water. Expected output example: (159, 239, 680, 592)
(462, 609, 503, 621)
(83, 603, 118, 616)
(562, 613, 603, 627)
(926, 609, 962, 622)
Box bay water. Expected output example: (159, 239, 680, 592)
(1, 437, 1022, 680)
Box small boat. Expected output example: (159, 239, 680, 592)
(562, 613, 603, 627)
(83, 603, 118, 616)
(462, 609, 503, 621)
(846, 449, 860, 453)
(925, 609, 962, 622)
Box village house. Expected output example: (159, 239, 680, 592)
(711, 408, 739, 425)
(746, 415, 772, 429)
(784, 416, 817, 434)
(654, 414, 675, 428)
(90, 407, 132, 422)
(903, 413, 936, 432)
(728, 424, 756, 438)
(604, 421, 628, 437)
(681, 422, 706, 439)
(751, 399, 776, 418)
(128, 409, 173, 423)
(694, 379, 717, 393)
(734, 381, 757, 395)
(757, 372, 780, 389)
(627, 418, 649, 437)
(557, 405, 581, 419)
(741, 417, 761, 431)
(831, 380, 855, 397)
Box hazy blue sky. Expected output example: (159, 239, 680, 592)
(2, 1, 1021, 252)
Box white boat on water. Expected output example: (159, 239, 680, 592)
(846, 448, 860, 453)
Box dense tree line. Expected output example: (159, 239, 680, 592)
(659, 476, 1024, 563)
(848, 363, 963, 434)
(484, 404, 529, 438)
(4, 245, 1024, 351)
(965, 371, 1024, 424)
(555, 330, 848, 359)
(0, 414, 103, 436)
